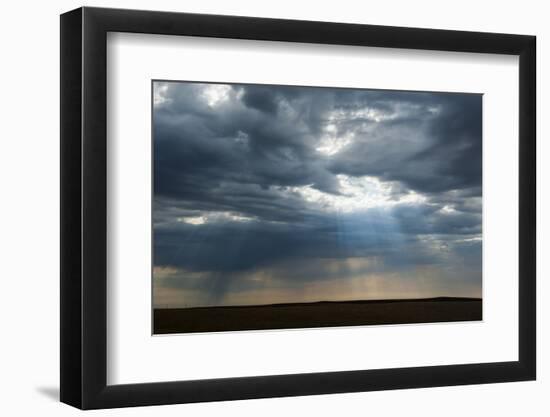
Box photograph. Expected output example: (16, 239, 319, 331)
(152, 81, 483, 334)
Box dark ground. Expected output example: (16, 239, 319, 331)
(153, 297, 482, 334)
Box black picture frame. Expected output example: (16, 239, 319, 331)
(60, 6, 536, 410)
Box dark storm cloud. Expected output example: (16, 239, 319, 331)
(154, 84, 481, 211)
(328, 93, 482, 195)
(152, 81, 482, 306)
(241, 85, 280, 114)
(154, 90, 325, 197)
(153, 201, 480, 273)
(391, 203, 481, 235)
(154, 209, 400, 273)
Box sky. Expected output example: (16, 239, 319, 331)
(152, 81, 482, 309)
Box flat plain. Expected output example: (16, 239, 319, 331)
(153, 297, 482, 334)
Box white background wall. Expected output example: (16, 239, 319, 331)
(0, 0, 545, 415)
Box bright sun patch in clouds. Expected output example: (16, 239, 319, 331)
(153, 83, 170, 106)
(177, 216, 206, 225)
(177, 212, 255, 225)
(288, 175, 427, 212)
(202, 84, 232, 106)
(329, 106, 396, 124)
(440, 205, 456, 214)
(316, 126, 354, 156)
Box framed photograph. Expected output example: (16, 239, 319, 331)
(60, 6, 536, 409)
